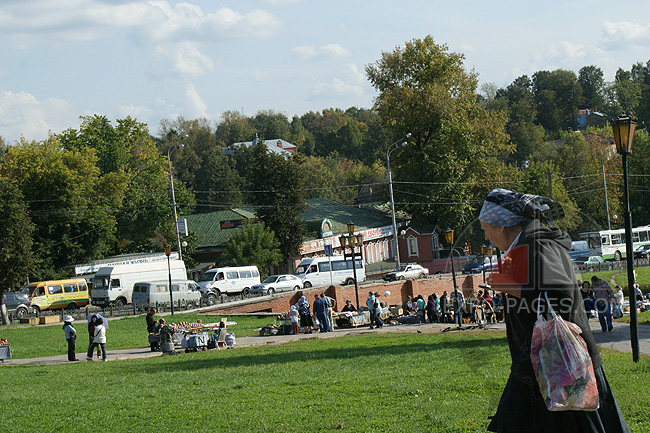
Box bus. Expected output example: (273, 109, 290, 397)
(579, 225, 650, 261)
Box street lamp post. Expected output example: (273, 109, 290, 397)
(387, 133, 411, 267)
(164, 245, 175, 316)
(480, 245, 487, 283)
(444, 229, 461, 329)
(167, 135, 188, 260)
(339, 222, 362, 311)
(612, 115, 639, 362)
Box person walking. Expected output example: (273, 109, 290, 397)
(479, 188, 628, 433)
(63, 315, 78, 361)
(323, 293, 336, 331)
(313, 294, 329, 333)
(87, 316, 107, 362)
(87, 314, 101, 359)
(592, 275, 614, 332)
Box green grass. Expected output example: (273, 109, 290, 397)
(0, 331, 648, 433)
(0, 313, 274, 359)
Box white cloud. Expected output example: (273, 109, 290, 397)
(184, 82, 207, 117)
(293, 43, 351, 60)
(118, 103, 153, 119)
(254, 70, 270, 81)
(602, 20, 650, 47)
(0, 89, 73, 142)
(346, 64, 365, 84)
(310, 78, 364, 99)
(560, 41, 585, 59)
(261, 0, 304, 6)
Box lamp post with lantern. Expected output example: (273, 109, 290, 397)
(164, 245, 175, 316)
(444, 229, 462, 329)
(339, 222, 362, 311)
(611, 114, 639, 362)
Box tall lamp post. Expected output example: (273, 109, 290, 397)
(339, 222, 362, 310)
(480, 245, 487, 283)
(167, 135, 188, 260)
(387, 132, 411, 267)
(612, 115, 639, 362)
(164, 245, 175, 316)
(444, 229, 461, 329)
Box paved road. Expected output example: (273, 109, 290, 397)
(2, 318, 647, 366)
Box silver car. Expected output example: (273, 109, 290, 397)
(250, 275, 303, 295)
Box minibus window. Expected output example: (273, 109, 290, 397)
(63, 284, 77, 293)
(48, 285, 63, 295)
(226, 271, 238, 279)
(156, 285, 167, 293)
(36, 287, 45, 297)
(78, 283, 87, 291)
(240, 270, 252, 278)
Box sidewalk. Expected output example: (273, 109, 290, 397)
(2, 319, 647, 366)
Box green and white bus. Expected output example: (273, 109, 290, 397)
(580, 225, 650, 261)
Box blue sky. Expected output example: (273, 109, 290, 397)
(1, 0, 650, 143)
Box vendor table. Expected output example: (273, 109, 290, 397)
(0, 345, 11, 362)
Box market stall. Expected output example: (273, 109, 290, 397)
(159, 319, 236, 353)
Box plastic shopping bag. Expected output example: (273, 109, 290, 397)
(530, 292, 599, 412)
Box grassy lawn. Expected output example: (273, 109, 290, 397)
(0, 331, 648, 433)
(0, 312, 274, 359)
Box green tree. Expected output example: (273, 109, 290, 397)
(628, 129, 650, 225)
(532, 69, 583, 133)
(365, 35, 512, 231)
(1, 137, 117, 279)
(578, 65, 606, 111)
(0, 175, 34, 324)
(221, 223, 281, 277)
(250, 110, 292, 141)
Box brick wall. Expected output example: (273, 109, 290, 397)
(205, 274, 482, 315)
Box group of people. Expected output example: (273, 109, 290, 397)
(62, 314, 107, 362)
(401, 288, 502, 325)
(580, 276, 624, 332)
(291, 293, 336, 334)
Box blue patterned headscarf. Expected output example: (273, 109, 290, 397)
(479, 188, 531, 227)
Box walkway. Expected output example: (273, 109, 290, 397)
(2, 318, 647, 366)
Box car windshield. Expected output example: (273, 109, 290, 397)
(198, 272, 216, 282)
(262, 276, 279, 283)
(294, 262, 310, 274)
(467, 257, 483, 265)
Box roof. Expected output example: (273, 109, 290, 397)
(300, 197, 393, 238)
(231, 137, 297, 157)
(182, 208, 257, 251)
(183, 197, 394, 250)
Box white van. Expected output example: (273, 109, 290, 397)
(91, 260, 187, 307)
(132, 280, 201, 309)
(197, 266, 260, 302)
(294, 256, 365, 288)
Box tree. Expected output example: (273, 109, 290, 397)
(0, 175, 34, 324)
(532, 69, 583, 133)
(249, 142, 306, 271)
(1, 137, 116, 279)
(578, 65, 605, 111)
(365, 35, 512, 231)
(221, 223, 281, 277)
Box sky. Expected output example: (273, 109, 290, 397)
(2, 0, 650, 144)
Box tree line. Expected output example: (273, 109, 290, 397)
(1, 35, 649, 292)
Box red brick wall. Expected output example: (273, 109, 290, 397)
(205, 274, 482, 315)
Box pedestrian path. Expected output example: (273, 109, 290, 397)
(2, 319, 647, 366)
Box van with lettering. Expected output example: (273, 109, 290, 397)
(197, 266, 260, 304)
(91, 260, 187, 307)
(20, 279, 89, 314)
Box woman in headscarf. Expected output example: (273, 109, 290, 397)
(480, 188, 628, 433)
(296, 295, 313, 334)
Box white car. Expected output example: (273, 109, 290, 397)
(382, 264, 430, 282)
(250, 275, 303, 295)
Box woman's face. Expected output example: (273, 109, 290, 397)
(480, 221, 510, 251)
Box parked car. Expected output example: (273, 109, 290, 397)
(462, 256, 498, 274)
(250, 275, 303, 295)
(382, 264, 429, 282)
(2, 291, 32, 319)
(573, 256, 605, 267)
(633, 244, 650, 259)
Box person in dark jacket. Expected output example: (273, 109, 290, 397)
(146, 308, 159, 351)
(480, 188, 629, 433)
